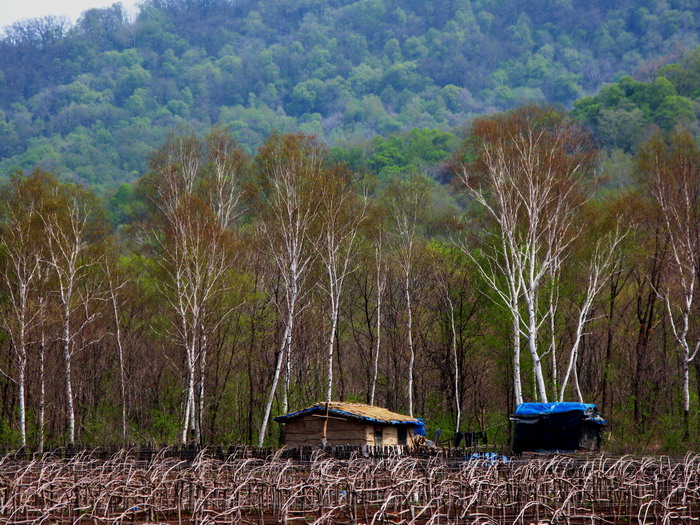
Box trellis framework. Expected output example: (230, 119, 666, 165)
(0, 448, 698, 523)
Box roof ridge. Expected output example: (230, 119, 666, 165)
(275, 401, 419, 424)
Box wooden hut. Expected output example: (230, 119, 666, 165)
(274, 402, 425, 447)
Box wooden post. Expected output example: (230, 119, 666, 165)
(322, 402, 329, 444)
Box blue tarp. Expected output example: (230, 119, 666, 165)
(514, 402, 598, 417)
(414, 418, 427, 436)
(467, 452, 509, 464)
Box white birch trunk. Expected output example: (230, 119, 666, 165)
(44, 198, 96, 447)
(548, 284, 560, 401)
(446, 293, 461, 432)
(1, 210, 43, 449)
(527, 299, 548, 403)
(559, 233, 621, 401)
(182, 344, 196, 444)
(370, 255, 385, 406)
(61, 298, 76, 445)
(573, 360, 583, 403)
(257, 135, 323, 445)
(180, 317, 192, 444)
(325, 299, 338, 403)
(259, 317, 292, 446)
(283, 346, 291, 414)
(683, 357, 690, 422)
(39, 328, 46, 452)
(198, 328, 207, 443)
(107, 270, 128, 444)
(18, 357, 26, 448)
(559, 301, 594, 402)
(512, 311, 523, 406)
(319, 183, 364, 404)
(405, 270, 415, 418)
(17, 284, 27, 448)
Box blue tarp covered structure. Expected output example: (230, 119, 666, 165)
(512, 402, 606, 453)
(515, 402, 602, 418)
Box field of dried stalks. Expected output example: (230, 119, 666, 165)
(0, 448, 698, 523)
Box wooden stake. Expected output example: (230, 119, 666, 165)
(322, 402, 330, 442)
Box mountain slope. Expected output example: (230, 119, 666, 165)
(1, 0, 699, 187)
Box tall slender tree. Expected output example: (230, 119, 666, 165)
(639, 131, 700, 437)
(383, 173, 432, 417)
(103, 253, 129, 444)
(42, 179, 106, 445)
(317, 169, 366, 403)
(256, 134, 323, 446)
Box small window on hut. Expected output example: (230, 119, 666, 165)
(374, 425, 383, 446)
(398, 426, 407, 446)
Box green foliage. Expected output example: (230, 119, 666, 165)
(106, 183, 142, 228)
(2, 0, 700, 187)
(573, 51, 700, 151)
(0, 417, 21, 448)
(146, 384, 183, 444)
(329, 127, 458, 181)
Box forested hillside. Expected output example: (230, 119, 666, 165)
(2, 0, 700, 188)
(2, 0, 700, 453)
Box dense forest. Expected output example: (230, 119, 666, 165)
(2, 0, 700, 188)
(1, 104, 700, 453)
(2, 0, 700, 453)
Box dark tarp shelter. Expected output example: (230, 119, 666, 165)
(511, 402, 606, 453)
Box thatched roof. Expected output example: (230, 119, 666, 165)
(274, 402, 420, 425)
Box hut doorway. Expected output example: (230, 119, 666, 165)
(398, 426, 407, 445)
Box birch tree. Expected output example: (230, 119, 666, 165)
(204, 127, 246, 229)
(383, 173, 432, 417)
(0, 172, 50, 447)
(558, 229, 624, 401)
(369, 230, 387, 406)
(103, 254, 129, 443)
(640, 131, 700, 437)
(317, 169, 366, 403)
(457, 106, 596, 404)
(432, 246, 462, 432)
(256, 133, 323, 445)
(146, 130, 241, 444)
(43, 181, 106, 446)
(197, 129, 246, 439)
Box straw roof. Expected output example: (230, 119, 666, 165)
(274, 401, 419, 425)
